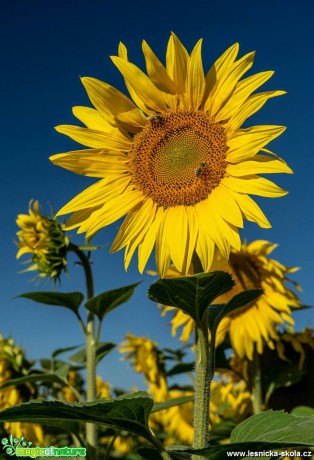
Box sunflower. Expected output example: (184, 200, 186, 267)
(16, 200, 69, 280)
(0, 336, 44, 444)
(119, 333, 167, 400)
(160, 240, 301, 359)
(50, 34, 291, 276)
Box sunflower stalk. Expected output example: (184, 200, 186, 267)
(250, 349, 263, 414)
(193, 310, 210, 455)
(69, 243, 97, 460)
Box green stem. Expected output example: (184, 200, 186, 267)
(69, 243, 97, 460)
(193, 310, 210, 454)
(249, 350, 263, 414)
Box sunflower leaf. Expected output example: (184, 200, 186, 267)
(0, 368, 69, 390)
(0, 391, 155, 442)
(208, 289, 263, 332)
(17, 291, 84, 316)
(69, 342, 116, 364)
(85, 282, 140, 321)
(148, 271, 234, 322)
(152, 395, 194, 413)
(166, 411, 314, 459)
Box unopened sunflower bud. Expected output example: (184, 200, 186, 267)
(16, 200, 69, 281)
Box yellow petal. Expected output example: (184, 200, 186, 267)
(230, 191, 271, 228)
(142, 40, 177, 94)
(81, 77, 135, 124)
(118, 42, 149, 113)
(138, 207, 164, 274)
(223, 175, 288, 197)
(55, 125, 131, 151)
(50, 149, 129, 177)
(156, 214, 171, 277)
(195, 230, 215, 272)
(215, 71, 274, 122)
(111, 56, 168, 112)
(57, 176, 130, 215)
(185, 206, 199, 273)
(63, 206, 103, 230)
(163, 206, 188, 273)
(195, 200, 230, 259)
(204, 43, 239, 102)
(208, 185, 243, 227)
(226, 155, 292, 176)
(205, 51, 255, 116)
(123, 201, 158, 270)
(72, 106, 115, 132)
(227, 91, 286, 132)
(111, 198, 156, 252)
(185, 39, 205, 110)
(226, 125, 286, 163)
(115, 108, 146, 134)
(87, 187, 144, 236)
(166, 32, 189, 94)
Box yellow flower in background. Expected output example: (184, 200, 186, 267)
(161, 240, 301, 359)
(0, 336, 44, 444)
(16, 200, 69, 280)
(275, 327, 314, 370)
(50, 33, 291, 277)
(96, 376, 111, 399)
(120, 334, 167, 400)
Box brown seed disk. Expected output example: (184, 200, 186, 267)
(129, 110, 228, 207)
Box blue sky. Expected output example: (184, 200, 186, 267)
(1, 0, 314, 389)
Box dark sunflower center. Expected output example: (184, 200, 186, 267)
(129, 111, 228, 207)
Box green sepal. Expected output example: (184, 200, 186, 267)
(85, 282, 140, 321)
(148, 271, 234, 322)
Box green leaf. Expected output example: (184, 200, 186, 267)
(148, 272, 234, 322)
(0, 391, 155, 442)
(208, 289, 263, 332)
(52, 345, 81, 359)
(167, 411, 314, 459)
(85, 282, 140, 321)
(18, 291, 84, 316)
(69, 342, 115, 364)
(166, 362, 194, 377)
(152, 395, 194, 413)
(231, 410, 314, 444)
(0, 372, 65, 389)
(292, 406, 314, 416)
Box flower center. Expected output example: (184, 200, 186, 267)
(129, 111, 228, 207)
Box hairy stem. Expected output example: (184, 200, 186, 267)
(69, 244, 97, 460)
(193, 310, 210, 455)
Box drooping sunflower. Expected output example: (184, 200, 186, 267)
(160, 240, 301, 359)
(50, 34, 291, 276)
(16, 200, 69, 280)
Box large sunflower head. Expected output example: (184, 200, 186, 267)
(160, 240, 301, 360)
(16, 200, 69, 281)
(50, 34, 291, 276)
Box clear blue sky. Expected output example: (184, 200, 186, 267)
(1, 0, 313, 389)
